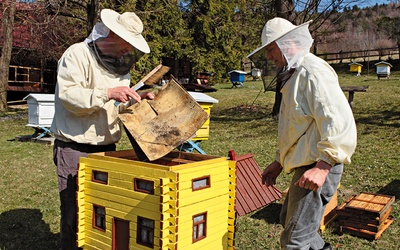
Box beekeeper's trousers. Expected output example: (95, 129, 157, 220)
(53, 139, 115, 250)
(280, 163, 343, 250)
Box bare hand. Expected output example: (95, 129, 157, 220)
(139, 91, 155, 101)
(107, 86, 142, 103)
(294, 161, 331, 191)
(261, 161, 283, 186)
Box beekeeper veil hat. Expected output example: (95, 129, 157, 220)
(85, 9, 150, 53)
(100, 9, 150, 53)
(84, 9, 150, 75)
(247, 17, 313, 69)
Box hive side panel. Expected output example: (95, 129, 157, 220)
(78, 156, 171, 249)
(174, 159, 235, 250)
(192, 102, 213, 141)
(77, 162, 86, 248)
(159, 174, 180, 250)
(227, 160, 236, 249)
(78, 153, 234, 250)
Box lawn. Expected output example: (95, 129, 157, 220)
(0, 67, 399, 250)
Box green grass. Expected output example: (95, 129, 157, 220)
(0, 69, 399, 250)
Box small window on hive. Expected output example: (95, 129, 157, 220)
(137, 217, 154, 248)
(92, 170, 108, 184)
(134, 178, 154, 194)
(93, 205, 106, 231)
(193, 212, 207, 242)
(192, 176, 210, 191)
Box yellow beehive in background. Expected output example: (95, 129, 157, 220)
(189, 92, 219, 141)
(77, 150, 235, 250)
(349, 62, 363, 76)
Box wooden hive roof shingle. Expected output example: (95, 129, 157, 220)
(228, 150, 282, 216)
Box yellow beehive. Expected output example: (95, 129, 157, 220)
(349, 62, 363, 76)
(77, 150, 235, 250)
(189, 92, 219, 141)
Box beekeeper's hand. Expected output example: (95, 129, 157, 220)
(261, 160, 283, 186)
(108, 86, 142, 103)
(139, 91, 155, 101)
(294, 161, 331, 191)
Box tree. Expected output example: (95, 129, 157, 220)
(275, 0, 295, 20)
(42, 0, 99, 36)
(129, 0, 193, 80)
(2, 0, 395, 108)
(181, 0, 255, 80)
(378, 16, 400, 56)
(1, 1, 89, 100)
(0, 0, 17, 111)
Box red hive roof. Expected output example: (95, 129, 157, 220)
(228, 150, 282, 217)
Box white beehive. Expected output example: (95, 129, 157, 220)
(23, 94, 55, 127)
(374, 61, 393, 79)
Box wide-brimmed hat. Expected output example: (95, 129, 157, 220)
(247, 17, 312, 58)
(101, 9, 150, 53)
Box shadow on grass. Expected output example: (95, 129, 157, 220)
(250, 202, 283, 224)
(0, 208, 60, 250)
(216, 85, 238, 90)
(212, 105, 274, 122)
(355, 109, 400, 129)
(377, 179, 400, 200)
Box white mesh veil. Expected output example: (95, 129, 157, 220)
(247, 19, 313, 91)
(83, 22, 143, 75)
(84, 22, 110, 45)
(275, 24, 314, 70)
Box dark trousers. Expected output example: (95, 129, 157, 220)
(59, 175, 79, 250)
(53, 139, 116, 250)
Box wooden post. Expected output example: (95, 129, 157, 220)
(348, 91, 354, 109)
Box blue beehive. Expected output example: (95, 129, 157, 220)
(228, 70, 247, 87)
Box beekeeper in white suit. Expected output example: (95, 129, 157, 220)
(248, 17, 357, 250)
(51, 9, 154, 249)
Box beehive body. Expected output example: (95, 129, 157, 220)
(337, 192, 395, 240)
(77, 150, 236, 249)
(23, 93, 55, 127)
(188, 91, 218, 141)
(349, 63, 362, 73)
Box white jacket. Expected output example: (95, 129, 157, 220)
(276, 53, 357, 173)
(50, 42, 130, 145)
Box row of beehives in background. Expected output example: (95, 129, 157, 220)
(349, 61, 393, 79)
(231, 60, 395, 89)
(336, 192, 395, 240)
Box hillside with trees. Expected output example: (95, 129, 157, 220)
(315, 3, 400, 55)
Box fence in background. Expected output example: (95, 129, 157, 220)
(317, 47, 399, 63)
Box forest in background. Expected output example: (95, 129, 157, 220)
(316, 3, 399, 54)
(1, 0, 399, 82)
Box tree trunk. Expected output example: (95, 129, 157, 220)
(0, 0, 16, 111)
(274, 0, 294, 20)
(398, 43, 400, 60)
(87, 0, 99, 36)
